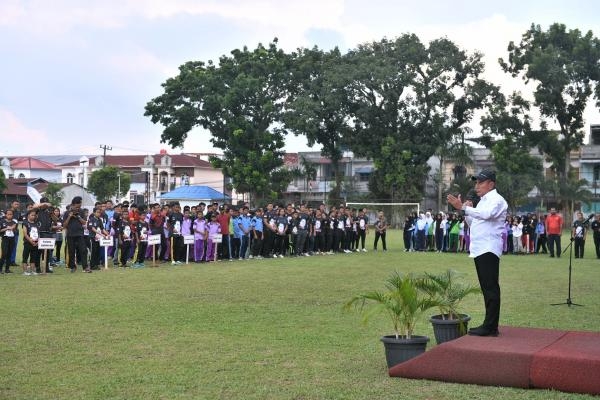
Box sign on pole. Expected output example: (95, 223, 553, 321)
(184, 235, 195, 264)
(99, 237, 113, 269)
(37, 238, 56, 250)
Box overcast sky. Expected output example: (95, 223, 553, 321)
(1, 0, 600, 157)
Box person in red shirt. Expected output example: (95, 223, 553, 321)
(216, 205, 231, 260)
(545, 207, 563, 258)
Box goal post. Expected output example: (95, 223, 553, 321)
(345, 202, 420, 229)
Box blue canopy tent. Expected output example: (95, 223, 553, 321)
(158, 185, 231, 207)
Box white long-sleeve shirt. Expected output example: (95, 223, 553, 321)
(463, 188, 508, 258)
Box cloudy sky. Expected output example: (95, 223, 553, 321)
(1, 0, 600, 157)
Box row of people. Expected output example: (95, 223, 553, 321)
(0, 199, 393, 274)
(401, 207, 597, 258)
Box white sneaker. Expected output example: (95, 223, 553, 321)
(362, 248, 367, 252)
(171, 261, 177, 265)
(31, 271, 39, 275)
(23, 271, 31, 276)
(249, 255, 254, 259)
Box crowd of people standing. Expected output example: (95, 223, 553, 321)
(0, 198, 394, 275)
(401, 207, 598, 259)
(2, 197, 598, 276)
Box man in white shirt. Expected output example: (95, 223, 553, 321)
(447, 169, 508, 337)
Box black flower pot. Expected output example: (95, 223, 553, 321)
(429, 314, 471, 344)
(380, 335, 429, 368)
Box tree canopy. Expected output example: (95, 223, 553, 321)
(87, 166, 131, 202)
(145, 39, 293, 203)
(144, 23, 600, 208)
(500, 23, 600, 181)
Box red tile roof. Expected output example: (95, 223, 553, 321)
(2, 178, 49, 196)
(9, 157, 57, 170)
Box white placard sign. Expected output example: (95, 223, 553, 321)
(99, 237, 113, 247)
(37, 238, 56, 250)
(183, 235, 195, 245)
(211, 233, 223, 243)
(148, 234, 161, 245)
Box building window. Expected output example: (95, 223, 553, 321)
(594, 165, 600, 182)
(359, 173, 370, 182)
(67, 173, 74, 184)
(453, 165, 467, 180)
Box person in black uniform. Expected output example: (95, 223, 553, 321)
(64, 196, 91, 273)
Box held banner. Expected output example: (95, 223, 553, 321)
(211, 233, 223, 243)
(183, 235, 195, 245)
(148, 234, 161, 246)
(38, 238, 56, 250)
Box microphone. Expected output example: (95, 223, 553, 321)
(583, 213, 595, 224)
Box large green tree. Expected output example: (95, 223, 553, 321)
(0, 169, 6, 195)
(500, 23, 600, 181)
(345, 35, 498, 202)
(479, 93, 544, 211)
(87, 166, 131, 201)
(44, 182, 64, 207)
(145, 40, 293, 203)
(283, 47, 352, 204)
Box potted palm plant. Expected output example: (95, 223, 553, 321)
(345, 271, 438, 368)
(416, 269, 481, 344)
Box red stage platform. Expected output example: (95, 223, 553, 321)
(388, 326, 600, 396)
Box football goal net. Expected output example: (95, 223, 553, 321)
(345, 202, 420, 229)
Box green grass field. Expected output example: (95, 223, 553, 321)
(1, 230, 599, 399)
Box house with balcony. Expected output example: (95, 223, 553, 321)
(283, 151, 374, 205)
(57, 152, 227, 204)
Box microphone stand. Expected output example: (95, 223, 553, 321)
(551, 213, 593, 307)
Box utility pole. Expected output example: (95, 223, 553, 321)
(99, 144, 112, 166)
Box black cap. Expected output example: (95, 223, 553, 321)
(471, 169, 496, 182)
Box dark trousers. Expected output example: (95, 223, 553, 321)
(252, 234, 263, 257)
(536, 233, 547, 253)
(474, 252, 501, 330)
(231, 237, 241, 259)
(295, 230, 308, 255)
(240, 235, 249, 259)
(0, 237, 16, 270)
(137, 241, 148, 264)
(67, 236, 88, 270)
(23, 242, 41, 272)
(10, 231, 18, 264)
(172, 235, 185, 262)
(219, 234, 231, 260)
(90, 240, 101, 268)
(594, 233, 600, 259)
(402, 231, 411, 250)
(574, 238, 585, 258)
(547, 234, 562, 257)
(374, 231, 387, 250)
(356, 229, 366, 249)
(262, 229, 274, 257)
(120, 240, 132, 266)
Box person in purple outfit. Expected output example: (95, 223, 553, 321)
(193, 213, 207, 262)
(206, 214, 221, 262)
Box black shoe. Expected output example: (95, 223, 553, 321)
(46, 269, 54, 273)
(468, 326, 499, 337)
(5, 269, 13, 274)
